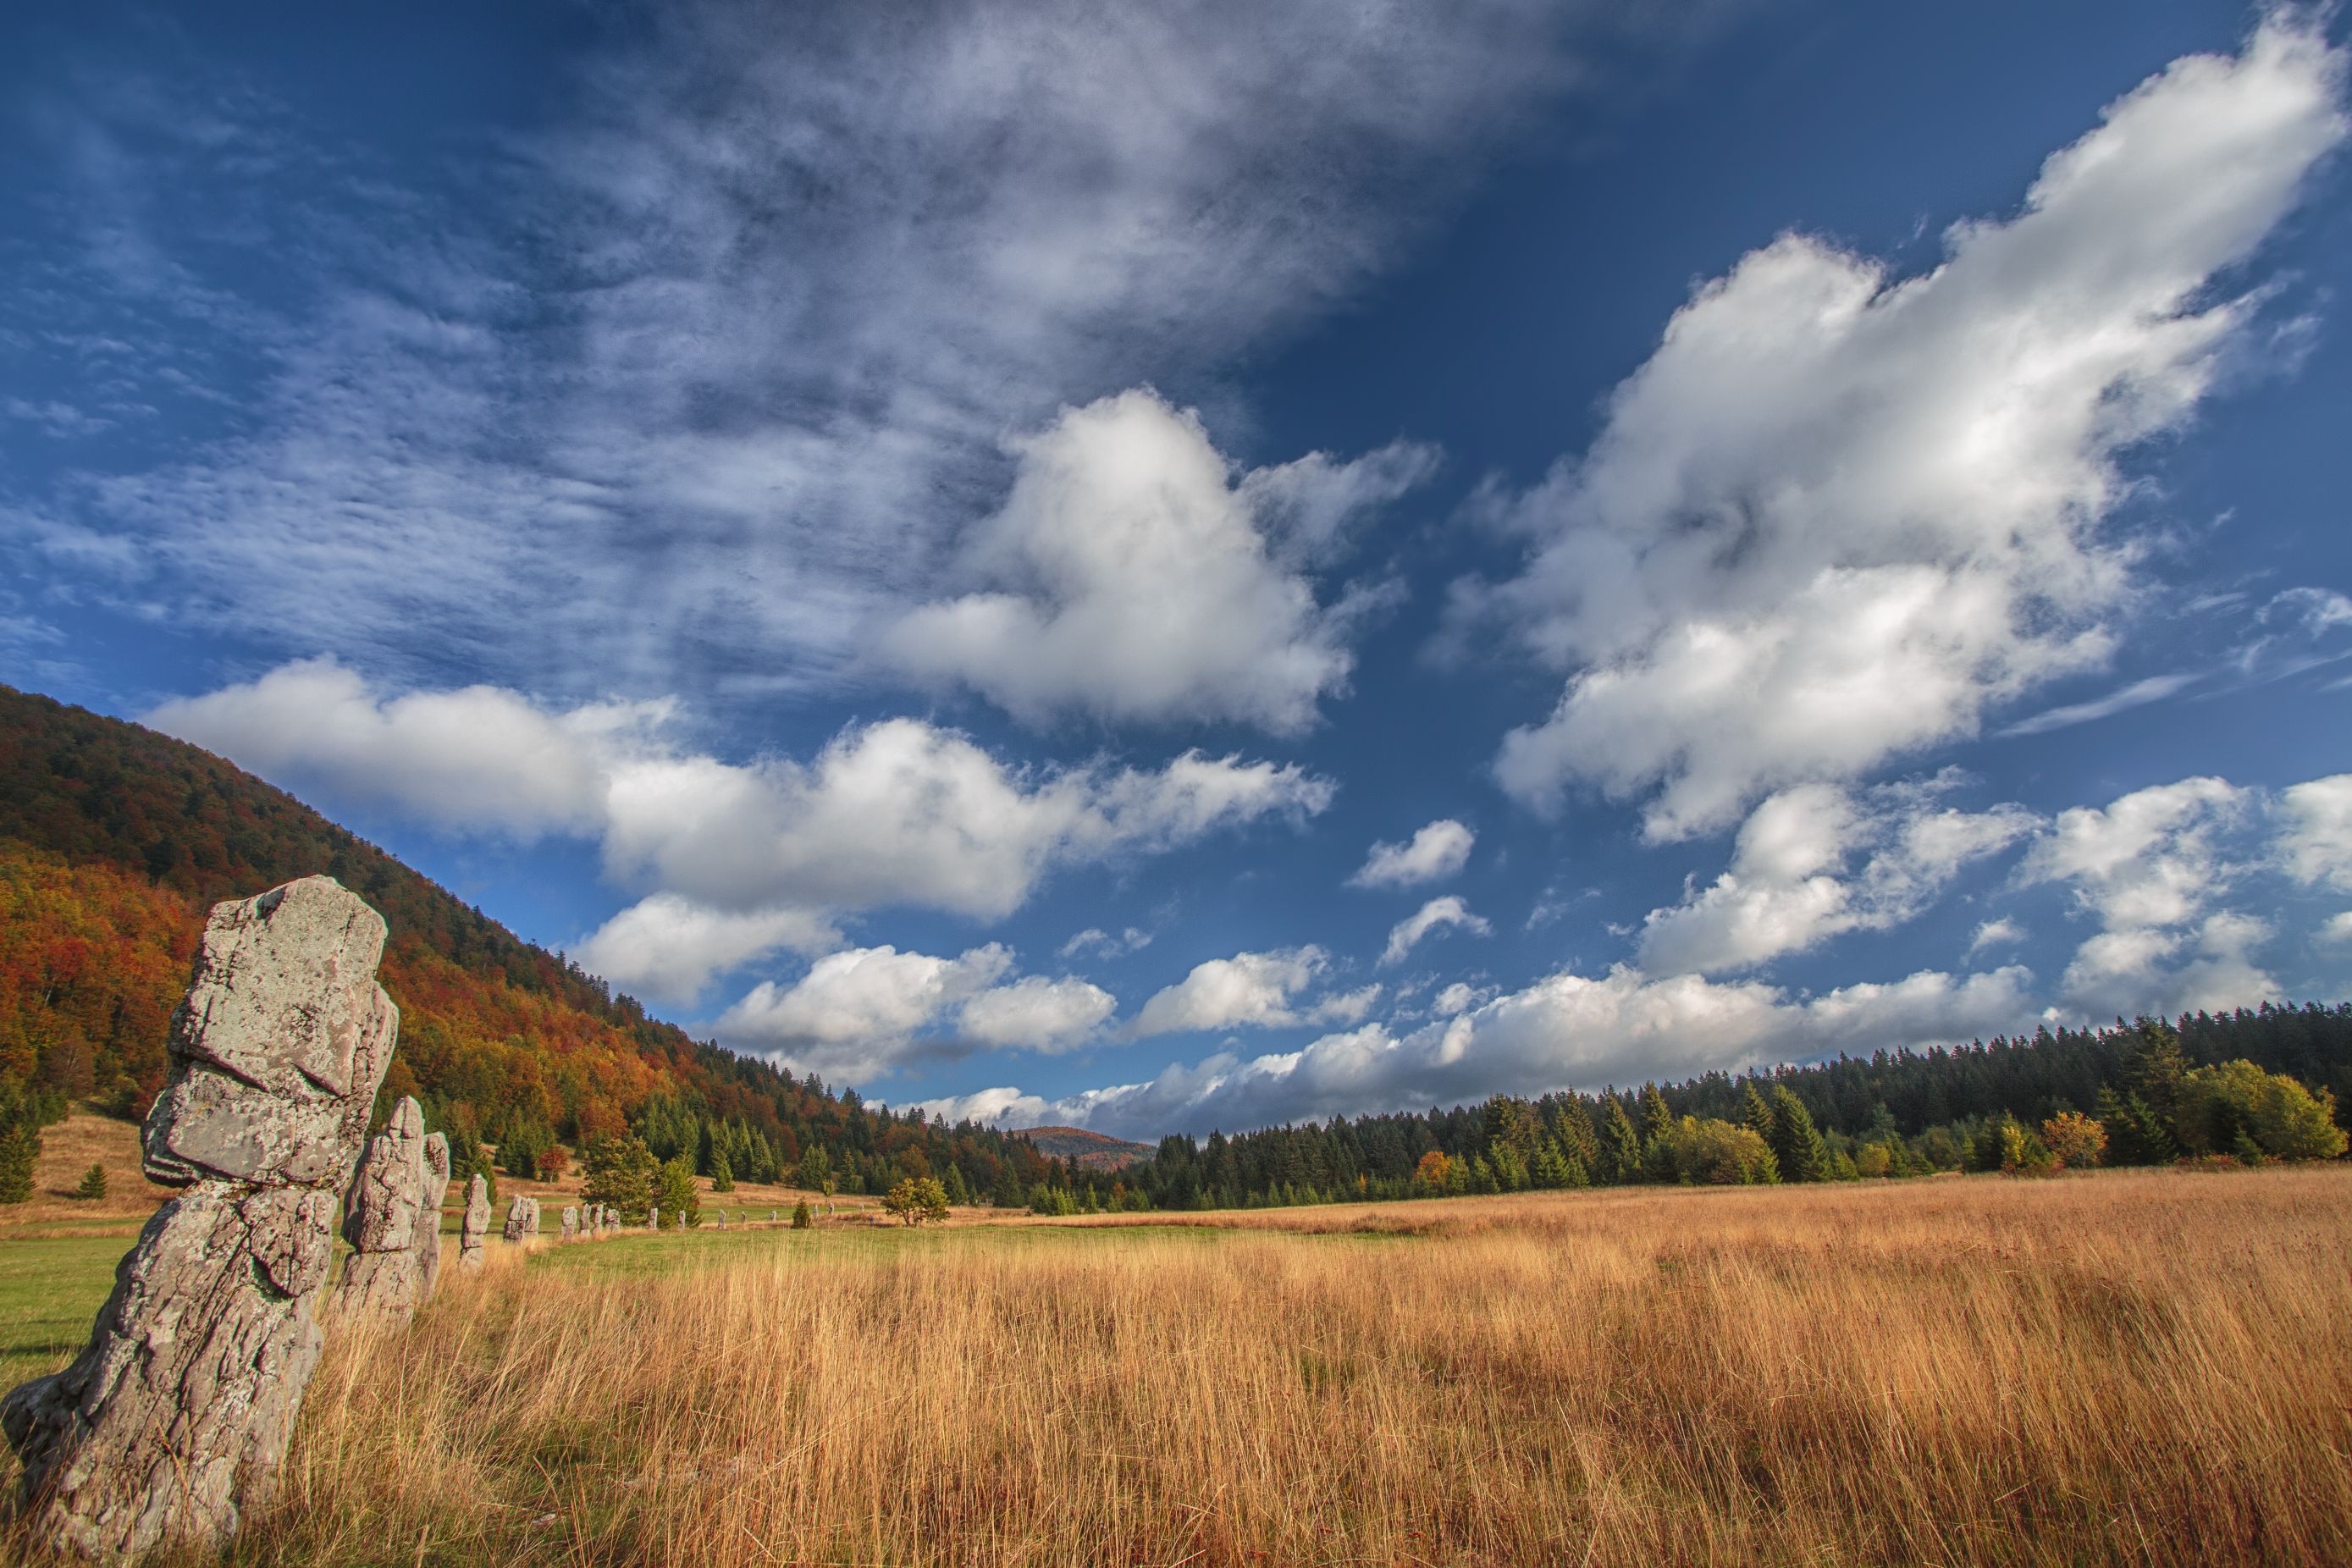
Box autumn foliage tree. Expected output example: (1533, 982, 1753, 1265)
(2040, 1111, 2107, 1169)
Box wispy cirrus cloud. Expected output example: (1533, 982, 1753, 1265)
(9, 0, 1703, 710)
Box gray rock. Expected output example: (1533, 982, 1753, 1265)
(459, 1173, 490, 1270)
(416, 1132, 450, 1300)
(648, 1204, 659, 1231)
(2, 876, 398, 1560)
(560, 1205, 579, 1241)
(334, 1096, 431, 1318)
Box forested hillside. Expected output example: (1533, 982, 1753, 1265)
(0, 685, 1074, 1206)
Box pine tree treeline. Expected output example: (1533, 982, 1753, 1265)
(1117, 1009, 2352, 1210)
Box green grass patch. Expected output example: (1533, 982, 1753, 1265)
(0, 1235, 130, 1389)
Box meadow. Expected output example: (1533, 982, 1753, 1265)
(7, 1158, 2349, 1566)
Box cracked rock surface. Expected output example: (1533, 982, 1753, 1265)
(2, 876, 399, 1561)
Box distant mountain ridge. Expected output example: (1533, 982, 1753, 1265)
(1019, 1125, 1153, 1169)
(0, 684, 1087, 1206)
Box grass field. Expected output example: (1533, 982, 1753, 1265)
(6, 1165, 2350, 1565)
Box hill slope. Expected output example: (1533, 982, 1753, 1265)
(1018, 1126, 1154, 1170)
(0, 684, 1080, 1206)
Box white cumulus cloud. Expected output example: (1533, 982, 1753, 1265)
(878, 389, 1433, 732)
(152, 662, 1330, 1003)
(1637, 780, 2037, 975)
(1473, 18, 2347, 837)
(958, 975, 1118, 1053)
(2018, 776, 2276, 1016)
(2276, 774, 2352, 890)
(1129, 947, 1348, 1036)
(1348, 818, 1476, 888)
(1380, 896, 1492, 967)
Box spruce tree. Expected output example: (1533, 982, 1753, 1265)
(1767, 1086, 1828, 1182)
(74, 1162, 108, 1200)
(1599, 1100, 1643, 1184)
(1742, 1085, 1775, 1146)
(709, 1146, 736, 1193)
(1639, 1083, 1675, 1149)
(0, 1119, 36, 1205)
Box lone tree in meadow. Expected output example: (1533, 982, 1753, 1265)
(882, 1176, 950, 1226)
(656, 1155, 702, 1227)
(74, 1162, 108, 1200)
(582, 1133, 660, 1223)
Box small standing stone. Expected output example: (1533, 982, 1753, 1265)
(459, 1173, 490, 1269)
(334, 1096, 433, 1318)
(561, 1205, 579, 1241)
(417, 1133, 450, 1301)
(649, 1204, 659, 1230)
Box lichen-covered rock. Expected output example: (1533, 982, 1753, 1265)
(416, 1133, 450, 1301)
(334, 1096, 430, 1317)
(2, 876, 398, 1561)
(459, 1173, 490, 1270)
(649, 1205, 659, 1230)
(561, 1206, 579, 1240)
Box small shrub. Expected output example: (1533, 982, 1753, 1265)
(74, 1162, 108, 1200)
(791, 1199, 813, 1229)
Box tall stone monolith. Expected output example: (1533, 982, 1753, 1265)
(334, 1096, 432, 1318)
(416, 1134, 450, 1300)
(459, 1173, 489, 1270)
(1, 875, 399, 1561)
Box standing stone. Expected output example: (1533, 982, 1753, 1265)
(1, 876, 399, 1561)
(769, 1209, 776, 1223)
(649, 1205, 659, 1230)
(460, 1173, 490, 1270)
(503, 1196, 527, 1242)
(715, 1208, 726, 1229)
(560, 1206, 579, 1241)
(416, 1133, 450, 1301)
(334, 1096, 431, 1318)
(525, 1196, 540, 1236)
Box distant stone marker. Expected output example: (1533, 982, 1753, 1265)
(561, 1205, 579, 1241)
(334, 1096, 434, 1318)
(1, 875, 400, 1560)
(460, 1173, 490, 1269)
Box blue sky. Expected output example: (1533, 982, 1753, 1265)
(6, 0, 2351, 1140)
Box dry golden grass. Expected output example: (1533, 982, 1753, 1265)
(0, 1108, 176, 1241)
(14, 1167, 2352, 1566)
